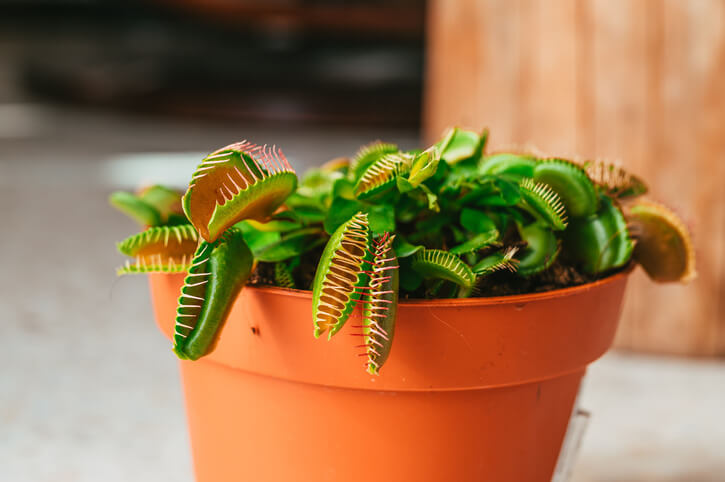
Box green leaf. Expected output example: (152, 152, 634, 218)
(415, 213, 448, 235)
(292, 205, 326, 224)
(473, 177, 521, 207)
(285, 192, 326, 211)
(533, 159, 598, 218)
(354, 153, 410, 200)
(393, 235, 424, 258)
(324, 197, 364, 234)
(516, 223, 560, 276)
(518, 178, 568, 230)
(478, 153, 537, 179)
(245, 211, 303, 232)
(435, 126, 457, 153)
(395, 195, 423, 223)
(407, 146, 441, 188)
(109, 191, 162, 227)
(419, 184, 440, 211)
(172, 228, 253, 360)
(297, 168, 342, 199)
(411, 249, 476, 288)
(460, 208, 497, 233)
(443, 159, 480, 189)
(350, 141, 398, 180)
(472, 247, 519, 276)
(235, 221, 281, 253)
(396, 176, 415, 194)
(501, 207, 526, 226)
(331, 177, 356, 200)
(166, 213, 191, 226)
(450, 224, 466, 243)
(439, 128, 481, 164)
(450, 231, 499, 255)
(137, 185, 184, 222)
(563, 195, 633, 274)
(312, 212, 371, 339)
(398, 175, 439, 211)
(400, 266, 423, 292)
(367, 205, 396, 234)
(181, 145, 297, 242)
(253, 228, 326, 262)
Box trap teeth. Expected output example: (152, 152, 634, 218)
(183, 141, 298, 242)
(312, 212, 371, 339)
(361, 234, 399, 375)
(534, 159, 599, 219)
(626, 200, 695, 283)
(172, 228, 254, 361)
(354, 153, 410, 200)
(116, 226, 199, 275)
(411, 249, 476, 288)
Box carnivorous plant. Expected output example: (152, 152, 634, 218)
(113, 131, 695, 374)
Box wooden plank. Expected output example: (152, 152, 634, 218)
(425, 0, 725, 355)
(424, 0, 522, 144)
(518, 0, 578, 156)
(615, 0, 725, 355)
(426, 0, 579, 154)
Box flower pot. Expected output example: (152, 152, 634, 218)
(149, 271, 629, 482)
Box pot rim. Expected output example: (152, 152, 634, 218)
(150, 266, 631, 391)
(235, 264, 634, 307)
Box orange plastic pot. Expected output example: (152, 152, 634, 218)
(149, 270, 629, 482)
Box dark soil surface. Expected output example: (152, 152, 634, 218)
(247, 263, 277, 287)
(247, 255, 630, 298)
(473, 260, 608, 297)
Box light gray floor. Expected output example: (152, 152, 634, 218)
(1, 106, 723, 481)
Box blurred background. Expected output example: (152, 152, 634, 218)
(1, 1, 723, 481)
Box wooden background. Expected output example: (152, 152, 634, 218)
(424, 0, 725, 355)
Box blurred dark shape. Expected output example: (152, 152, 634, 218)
(2, 0, 425, 126)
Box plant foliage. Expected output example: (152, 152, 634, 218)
(112, 127, 695, 374)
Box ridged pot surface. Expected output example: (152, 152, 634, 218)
(149, 271, 629, 482)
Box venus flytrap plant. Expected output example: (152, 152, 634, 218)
(116, 225, 199, 274)
(518, 178, 568, 231)
(356, 233, 399, 375)
(110, 185, 187, 227)
(173, 227, 254, 360)
(449, 230, 499, 255)
(472, 247, 519, 276)
(583, 160, 648, 199)
(312, 212, 371, 339)
(479, 153, 538, 179)
(563, 195, 633, 274)
(411, 249, 476, 297)
(406, 145, 442, 189)
(137, 185, 188, 224)
(625, 200, 695, 282)
(112, 128, 695, 374)
(110, 191, 164, 227)
(516, 222, 561, 276)
(354, 152, 411, 200)
(183, 141, 297, 242)
(533, 159, 599, 218)
(438, 127, 488, 165)
(274, 261, 296, 289)
(349, 141, 398, 180)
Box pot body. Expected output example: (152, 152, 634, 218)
(149, 272, 629, 482)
